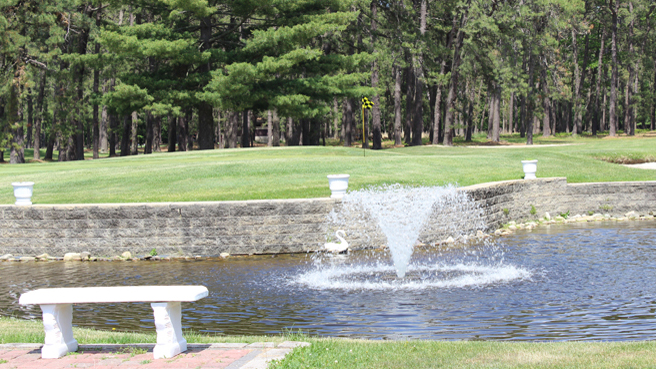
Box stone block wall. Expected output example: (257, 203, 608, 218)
(1, 178, 655, 257)
(0, 199, 335, 257)
(468, 178, 656, 230)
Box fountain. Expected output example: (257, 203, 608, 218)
(325, 184, 486, 278)
(292, 184, 532, 292)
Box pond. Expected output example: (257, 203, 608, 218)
(2, 220, 656, 341)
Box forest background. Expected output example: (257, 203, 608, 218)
(1, 0, 654, 164)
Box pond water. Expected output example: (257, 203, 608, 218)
(2, 220, 656, 341)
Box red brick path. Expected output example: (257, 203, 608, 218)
(0, 342, 307, 369)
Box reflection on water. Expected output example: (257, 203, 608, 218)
(1, 220, 656, 341)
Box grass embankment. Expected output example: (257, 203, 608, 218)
(2, 318, 656, 368)
(1, 134, 655, 204)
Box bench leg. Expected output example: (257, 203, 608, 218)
(151, 302, 187, 359)
(40, 304, 78, 359)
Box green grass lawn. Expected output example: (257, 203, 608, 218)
(2, 317, 656, 368)
(1, 133, 655, 204)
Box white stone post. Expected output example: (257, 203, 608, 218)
(521, 160, 538, 180)
(151, 302, 187, 359)
(12, 182, 34, 206)
(40, 304, 78, 359)
(327, 174, 350, 199)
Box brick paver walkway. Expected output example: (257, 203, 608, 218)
(0, 342, 308, 369)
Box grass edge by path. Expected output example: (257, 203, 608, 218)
(3, 317, 656, 368)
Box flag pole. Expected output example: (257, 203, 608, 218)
(362, 104, 365, 157)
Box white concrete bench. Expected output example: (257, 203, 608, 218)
(19, 285, 208, 360)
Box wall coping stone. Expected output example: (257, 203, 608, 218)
(0, 197, 338, 209)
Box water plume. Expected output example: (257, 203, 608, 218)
(327, 184, 485, 278)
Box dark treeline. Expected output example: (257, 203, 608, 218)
(1, 0, 654, 163)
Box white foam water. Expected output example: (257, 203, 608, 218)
(294, 261, 532, 290)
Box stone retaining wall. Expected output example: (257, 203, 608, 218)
(1, 178, 655, 257)
(468, 178, 656, 229)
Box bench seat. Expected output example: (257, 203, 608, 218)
(19, 286, 208, 304)
(19, 285, 208, 360)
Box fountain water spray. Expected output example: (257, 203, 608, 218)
(327, 184, 486, 278)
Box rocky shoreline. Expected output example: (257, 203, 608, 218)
(0, 250, 233, 263)
(492, 210, 656, 237)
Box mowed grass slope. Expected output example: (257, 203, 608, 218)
(1, 135, 655, 204)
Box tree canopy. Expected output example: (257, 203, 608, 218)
(1, 0, 655, 163)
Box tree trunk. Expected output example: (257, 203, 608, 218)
(609, 0, 619, 136)
(108, 109, 117, 156)
(465, 85, 474, 142)
(92, 73, 100, 159)
(167, 116, 176, 152)
(404, 65, 414, 145)
(443, 8, 469, 146)
(633, 72, 638, 131)
(45, 128, 55, 160)
(526, 54, 535, 145)
(393, 65, 403, 146)
(623, 79, 630, 134)
(72, 8, 93, 160)
(267, 110, 273, 147)
(487, 88, 494, 139)
(370, 1, 382, 149)
(26, 90, 33, 149)
(130, 111, 138, 155)
(571, 30, 581, 136)
(295, 117, 303, 145)
(62, 136, 75, 162)
(309, 118, 321, 145)
(33, 71, 46, 160)
(219, 112, 227, 148)
(184, 110, 192, 150)
(145, 113, 153, 154)
(177, 114, 188, 151)
(8, 83, 25, 164)
(343, 99, 354, 146)
(153, 115, 161, 151)
(492, 83, 501, 142)
(502, 99, 507, 134)
(592, 29, 605, 135)
(240, 110, 250, 148)
(432, 15, 458, 144)
(92, 8, 101, 159)
(226, 112, 237, 148)
(302, 118, 309, 146)
(120, 115, 130, 156)
(333, 98, 340, 140)
(507, 91, 514, 134)
(652, 68, 656, 130)
(196, 15, 215, 150)
(519, 94, 526, 138)
(197, 101, 215, 150)
(432, 82, 443, 145)
(551, 99, 557, 135)
(410, 0, 427, 147)
(541, 65, 551, 137)
(322, 114, 327, 146)
(623, 5, 635, 135)
(272, 110, 280, 146)
(101, 103, 108, 154)
(411, 61, 424, 146)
